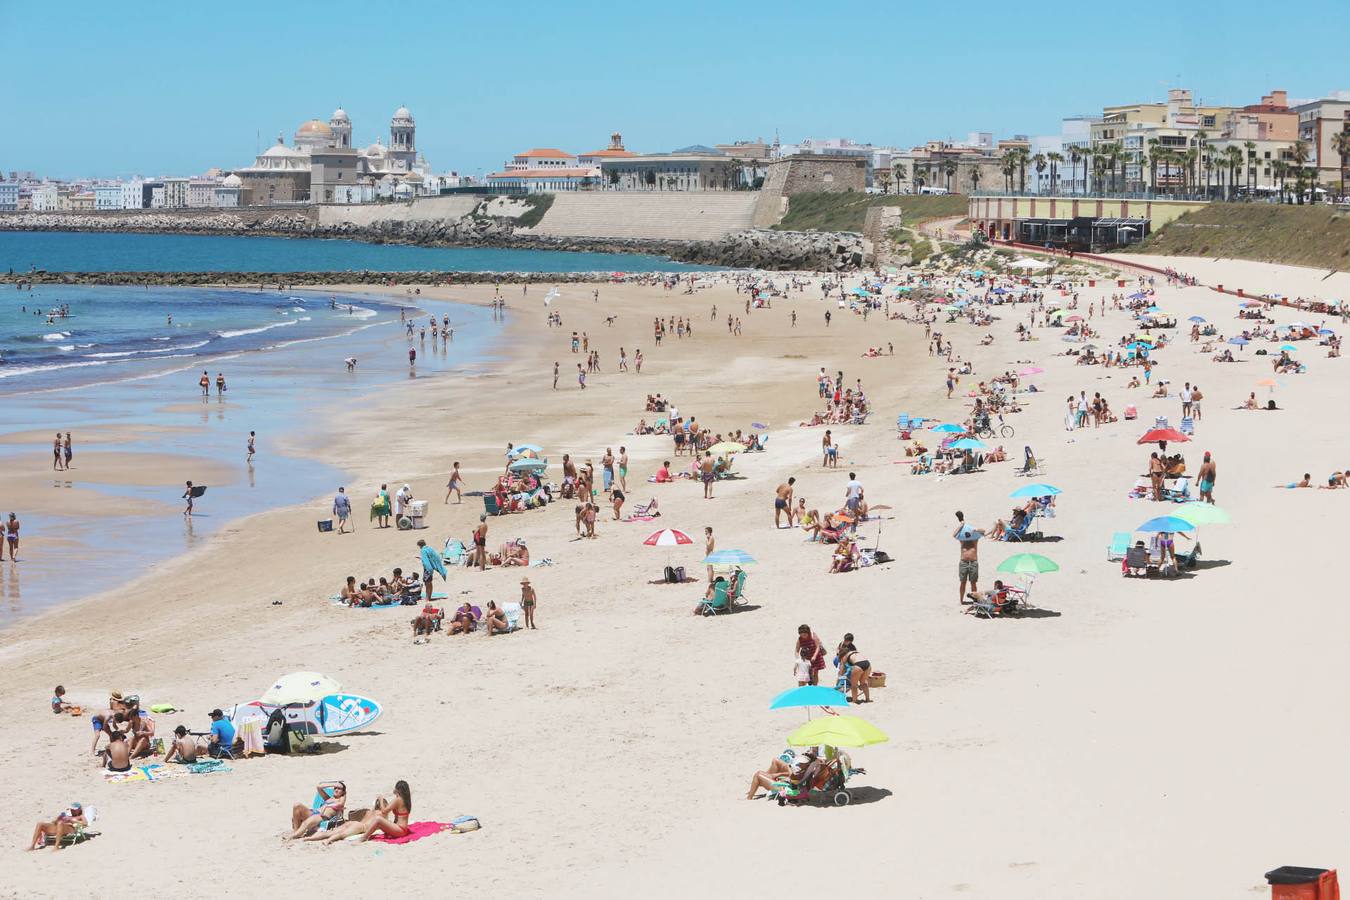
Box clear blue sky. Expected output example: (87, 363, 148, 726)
(3, 0, 1347, 180)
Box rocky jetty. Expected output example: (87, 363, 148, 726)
(0, 211, 865, 272)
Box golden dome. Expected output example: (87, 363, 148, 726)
(297, 119, 333, 135)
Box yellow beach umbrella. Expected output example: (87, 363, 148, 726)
(708, 442, 745, 455)
(787, 715, 889, 748)
(260, 672, 342, 705)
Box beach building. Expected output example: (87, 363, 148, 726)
(1292, 92, 1350, 184)
(599, 146, 753, 191)
(93, 184, 122, 209)
(30, 183, 59, 211)
(891, 139, 1013, 195)
(0, 181, 18, 211)
(121, 179, 145, 210)
(486, 148, 598, 193)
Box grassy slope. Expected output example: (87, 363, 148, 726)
(1135, 203, 1350, 270)
(773, 193, 967, 232)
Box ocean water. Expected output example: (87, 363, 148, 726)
(1, 284, 401, 392)
(0, 285, 500, 625)
(0, 230, 716, 273)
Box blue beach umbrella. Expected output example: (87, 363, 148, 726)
(1010, 483, 1062, 498)
(1137, 516, 1195, 533)
(1280, 344, 1297, 352)
(931, 423, 965, 433)
(1228, 337, 1249, 346)
(953, 525, 983, 542)
(508, 444, 543, 456)
(1188, 315, 1206, 323)
(508, 458, 546, 473)
(1318, 328, 1335, 335)
(704, 549, 757, 566)
(949, 438, 987, 451)
(1129, 291, 1148, 299)
(770, 685, 849, 710)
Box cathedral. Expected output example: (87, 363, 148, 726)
(231, 106, 432, 205)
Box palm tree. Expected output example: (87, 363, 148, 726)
(1014, 147, 1030, 193)
(1001, 157, 1016, 193)
(1092, 156, 1107, 195)
(913, 163, 927, 192)
(943, 159, 958, 194)
(1272, 159, 1287, 203)
(1193, 130, 1208, 198)
(1243, 140, 1256, 194)
(1146, 138, 1161, 194)
(1290, 140, 1311, 203)
(1332, 131, 1350, 201)
(970, 169, 982, 193)
(876, 171, 892, 194)
(1031, 153, 1047, 194)
(893, 162, 907, 194)
(1046, 151, 1064, 194)
(1068, 147, 1083, 195)
(1224, 146, 1243, 200)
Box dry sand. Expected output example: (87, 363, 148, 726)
(3, 268, 1348, 899)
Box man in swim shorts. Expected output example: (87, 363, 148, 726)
(774, 478, 796, 528)
(701, 452, 715, 499)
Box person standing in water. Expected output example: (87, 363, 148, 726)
(198, 371, 210, 396)
(63, 433, 72, 470)
(246, 431, 256, 463)
(52, 432, 64, 471)
(215, 373, 226, 396)
(183, 481, 196, 517)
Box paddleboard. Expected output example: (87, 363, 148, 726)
(226, 693, 382, 737)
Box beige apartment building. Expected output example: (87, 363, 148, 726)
(1292, 92, 1350, 183)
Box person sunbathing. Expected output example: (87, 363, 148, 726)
(828, 540, 858, 574)
(448, 602, 477, 634)
(986, 445, 1007, 463)
(1244, 392, 1259, 410)
(340, 576, 360, 605)
(289, 782, 346, 839)
(500, 540, 529, 566)
(1126, 375, 1141, 388)
(484, 601, 511, 636)
(745, 748, 819, 800)
(1278, 473, 1313, 488)
(164, 725, 198, 764)
(27, 803, 87, 852)
(308, 781, 411, 844)
(905, 440, 929, 457)
(694, 576, 728, 614)
(1152, 383, 1168, 398)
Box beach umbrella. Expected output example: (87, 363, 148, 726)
(949, 437, 987, 451)
(1255, 377, 1278, 388)
(1019, 366, 1044, 376)
(751, 422, 769, 430)
(1188, 315, 1207, 323)
(930, 423, 965, 433)
(1128, 291, 1148, 299)
(1009, 483, 1062, 498)
(1228, 337, 1249, 346)
(644, 528, 692, 547)
(1174, 502, 1231, 526)
(708, 441, 745, 455)
(508, 458, 547, 473)
(704, 549, 756, 566)
(787, 715, 889, 748)
(1318, 328, 1335, 335)
(769, 685, 849, 710)
(1137, 428, 1189, 445)
(996, 553, 1060, 575)
(508, 444, 543, 456)
(1065, 315, 1083, 322)
(1136, 516, 1195, 533)
(261, 672, 342, 706)
(1279, 344, 1297, 352)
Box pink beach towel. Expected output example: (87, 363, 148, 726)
(369, 821, 452, 845)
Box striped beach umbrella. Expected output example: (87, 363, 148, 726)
(643, 529, 693, 547)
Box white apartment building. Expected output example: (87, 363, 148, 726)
(162, 177, 189, 208)
(121, 179, 145, 209)
(94, 185, 123, 210)
(187, 179, 219, 208)
(150, 185, 166, 208)
(0, 182, 19, 211)
(31, 183, 60, 211)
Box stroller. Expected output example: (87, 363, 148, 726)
(775, 755, 857, 807)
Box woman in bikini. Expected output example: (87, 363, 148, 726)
(288, 782, 346, 839)
(311, 780, 411, 843)
(837, 636, 872, 704)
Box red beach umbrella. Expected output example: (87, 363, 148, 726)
(1137, 428, 1189, 445)
(643, 528, 693, 546)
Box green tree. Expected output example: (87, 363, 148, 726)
(1291, 140, 1311, 204)
(1068, 147, 1083, 194)
(893, 162, 907, 194)
(1332, 131, 1350, 201)
(1146, 138, 1161, 193)
(943, 159, 958, 193)
(1243, 140, 1256, 193)
(1224, 145, 1244, 200)
(1046, 151, 1064, 194)
(1032, 153, 1047, 194)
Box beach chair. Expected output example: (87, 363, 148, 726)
(698, 581, 731, 616)
(442, 538, 468, 566)
(483, 494, 503, 516)
(1123, 404, 1138, 420)
(1003, 517, 1039, 542)
(502, 602, 523, 632)
(1107, 532, 1131, 561)
(850, 411, 870, 425)
(896, 414, 912, 431)
(729, 570, 749, 605)
(1179, 416, 1195, 435)
(42, 807, 100, 848)
(1123, 544, 1151, 577)
(631, 498, 659, 517)
(1016, 446, 1043, 477)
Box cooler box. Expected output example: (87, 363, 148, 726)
(316, 519, 333, 533)
(408, 500, 429, 529)
(1265, 867, 1340, 900)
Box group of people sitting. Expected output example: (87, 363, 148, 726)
(984, 495, 1054, 540)
(88, 691, 239, 773)
(411, 598, 517, 642)
(490, 472, 552, 513)
(340, 570, 427, 607)
(285, 779, 414, 843)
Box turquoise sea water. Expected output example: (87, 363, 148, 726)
(0, 230, 715, 273)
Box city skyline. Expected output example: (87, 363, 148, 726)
(4, 0, 1349, 180)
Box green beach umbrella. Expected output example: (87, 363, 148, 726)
(996, 553, 1060, 575)
(787, 715, 889, 748)
(1173, 502, 1231, 526)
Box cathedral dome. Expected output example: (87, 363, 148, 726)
(221, 174, 243, 187)
(297, 119, 333, 136)
(330, 107, 349, 123)
(392, 106, 414, 122)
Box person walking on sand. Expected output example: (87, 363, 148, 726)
(953, 511, 983, 605)
(445, 462, 463, 504)
(63, 432, 72, 470)
(215, 372, 226, 396)
(333, 486, 353, 533)
(198, 371, 210, 396)
(520, 577, 537, 629)
(3, 512, 19, 562)
(183, 481, 196, 517)
(52, 432, 63, 471)
(701, 451, 715, 499)
(553, 362, 559, 390)
(774, 478, 796, 529)
(246, 431, 255, 463)
(577, 364, 586, 389)
(1197, 451, 1217, 503)
(705, 526, 715, 583)
(473, 515, 489, 570)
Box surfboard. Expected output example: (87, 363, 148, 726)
(226, 692, 382, 737)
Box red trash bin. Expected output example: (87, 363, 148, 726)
(1265, 866, 1340, 900)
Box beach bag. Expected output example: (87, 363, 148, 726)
(664, 565, 676, 584)
(317, 519, 333, 533)
(675, 566, 686, 583)
(450, 815, 481, 833)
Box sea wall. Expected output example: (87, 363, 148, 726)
(0, 211, 861, 271)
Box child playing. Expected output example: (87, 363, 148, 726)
(794, 647, 814, 686)
(51, 686, 81, 716)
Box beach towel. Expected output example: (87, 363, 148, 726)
(623, 515, 659, 523)
(368, 821, 455, 844)
(105, 761, 233, 784)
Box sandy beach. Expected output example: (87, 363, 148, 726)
(5, 261, 1350, 899)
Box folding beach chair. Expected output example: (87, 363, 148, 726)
(896, 414, 912, 432)
(698, 580, 731, 616)
(483, 495, 503, 516)
(42, 807, 100, 848)
(1107, 532, 1131, 561)
(502, 602, 523, 632)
